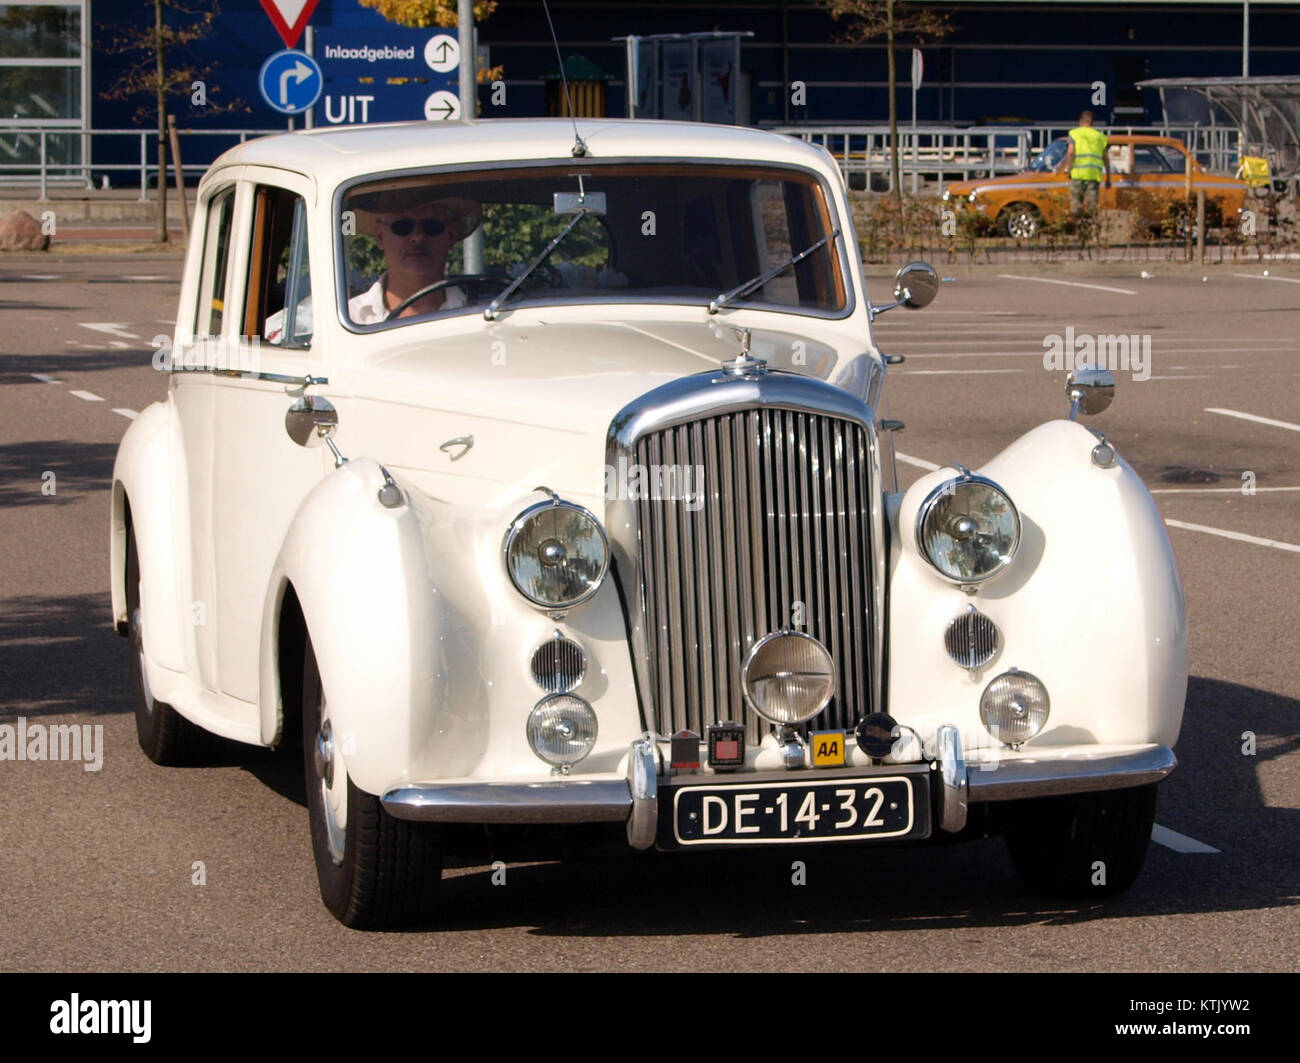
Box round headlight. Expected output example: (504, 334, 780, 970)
(980, 669, 1050, 746)
(916, 474, 1020, 584)
(505, 497, 608, 610)
(967, 190, 978, 203)
(527, 694, 598, 769)
(742, 631, 836, 726)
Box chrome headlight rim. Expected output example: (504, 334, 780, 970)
(503, 495, 610, 611)
(915, 472, 1021, 585)
(740, 629, 837, 726)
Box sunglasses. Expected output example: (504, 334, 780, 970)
(384, 217, 448, 237)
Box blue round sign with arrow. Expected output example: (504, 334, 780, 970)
(258, 49, 323, 115)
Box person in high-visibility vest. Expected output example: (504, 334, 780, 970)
(1062, 109, 1111, 218)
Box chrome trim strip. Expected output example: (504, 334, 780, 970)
(626, 737, 659, 850)
(965, 745, 1177, 802)
(936, 723, 968, 832)
(381, 781, 631, 823)
(185, 368, 329, 387)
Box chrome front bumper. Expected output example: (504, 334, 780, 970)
(381, 733, 1176, 848)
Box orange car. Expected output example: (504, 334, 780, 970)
(943, 135, 1249, 238)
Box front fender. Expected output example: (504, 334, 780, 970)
(887, 419, 1187, 751)
(258, 458, 481, 797)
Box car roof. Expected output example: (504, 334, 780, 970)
(203, 118, 839, 188)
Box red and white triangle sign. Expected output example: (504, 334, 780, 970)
(260, 0, 320, 50)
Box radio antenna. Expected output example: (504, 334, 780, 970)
(541, 0, 587, 157)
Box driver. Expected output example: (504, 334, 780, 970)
(262, 188, 482, 341)
(350, 188, 482, 322)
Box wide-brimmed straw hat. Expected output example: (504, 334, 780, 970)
(349, 184, 481, 240)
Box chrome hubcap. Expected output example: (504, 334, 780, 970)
(315, 705, 346, 865)
(131, 604, 155, 715)
(1009, 213, 1035, 238)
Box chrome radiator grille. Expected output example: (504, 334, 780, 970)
(628, 407, 875, 743)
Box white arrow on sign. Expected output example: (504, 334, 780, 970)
(424, 34, 459, 73)
(280, 59, 314, 106)
(424, 90, 461, 121)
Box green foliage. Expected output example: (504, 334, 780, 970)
(477, 204, 610, 271)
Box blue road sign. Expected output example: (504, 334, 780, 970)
(259, 49, 323, 116)
(314, 28, 458, 126)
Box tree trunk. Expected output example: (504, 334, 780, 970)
(887, 0, 899, 199)
(155, 0, 168, 244)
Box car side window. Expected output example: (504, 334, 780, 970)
(1108, 145, 1132, 175)
(246, 186, 313, 348)
(195, 187, 235, 338)
(1131, 147, 1170, 174)
(1155, 146, 1188, 173)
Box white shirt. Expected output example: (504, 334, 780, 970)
(347, 275, 467, 325)
(264, 274, 467, 341)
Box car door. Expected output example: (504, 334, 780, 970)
(172, 177, 240, 691)
(208, 169, 332, 705)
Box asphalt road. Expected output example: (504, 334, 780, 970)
(1, 255, 1296, 971)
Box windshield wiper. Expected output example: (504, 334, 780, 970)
(483, 209, 591, 321)
(707, 229, 840, 315)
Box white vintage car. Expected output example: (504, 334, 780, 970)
(111, 118, 1186, 928)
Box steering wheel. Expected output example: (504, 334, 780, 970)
(383, 274, 509, 321)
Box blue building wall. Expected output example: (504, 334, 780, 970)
(86, 0, 1300, 174)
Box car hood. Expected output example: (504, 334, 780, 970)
(342, 312, 878, 501)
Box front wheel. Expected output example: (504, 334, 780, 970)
(302, 632, 443, 928)
(1004, 783, 1158, 898)
(1000, 203, 1041, 239)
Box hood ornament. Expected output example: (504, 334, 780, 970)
(721, 328, 767, 378)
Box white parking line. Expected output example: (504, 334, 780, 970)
(997, 274, 1137, 295)
(1151, 486, 1300, 494)
(112, 408, 139, 420)
(1165, 518, 1300, 554)
(1152, 825, 1220, 854)
(896, 452, 940, 471)
(1233, 272, 1300, 284)
(1205, 407, 1300, 433)
(67, 389, 104, 403)
(29, 373, 58, 383)
(79, 322, 141, 340)
(18, 274, 59, 281)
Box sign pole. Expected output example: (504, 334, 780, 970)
(459, 0, 483, 272)
(911, 49, 922, 196)
(304, 26, 315, 129)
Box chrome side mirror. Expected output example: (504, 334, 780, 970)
(893, 261, 939, 309)
(1065, 367, 1115, 420)
(286, 395, 347, 466)
(869, 260, 940, 322)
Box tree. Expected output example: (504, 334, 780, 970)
(359, 0, 505, 86)
(821, 1, 950, 199)
(99, 1, 245, 242)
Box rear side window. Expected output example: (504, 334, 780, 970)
(195, 188, 235, 338)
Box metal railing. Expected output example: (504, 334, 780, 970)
(769, 125, 1032, 191)
(0, 127, 288, 199)
(770, 122, 1249, 192)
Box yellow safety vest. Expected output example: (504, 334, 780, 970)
(1069, 126, 1108, 182)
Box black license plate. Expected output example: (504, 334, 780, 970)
(665, 774, 927, 847)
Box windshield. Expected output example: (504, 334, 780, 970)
(1027, 139, 1069, 173)
(337, 163, 846, 329)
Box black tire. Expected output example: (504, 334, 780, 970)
(999, 203, 1040, 239)
(302, 632, 443, 928)
(127, 524, 222, 765)
(1004, 783, 1158, 899)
